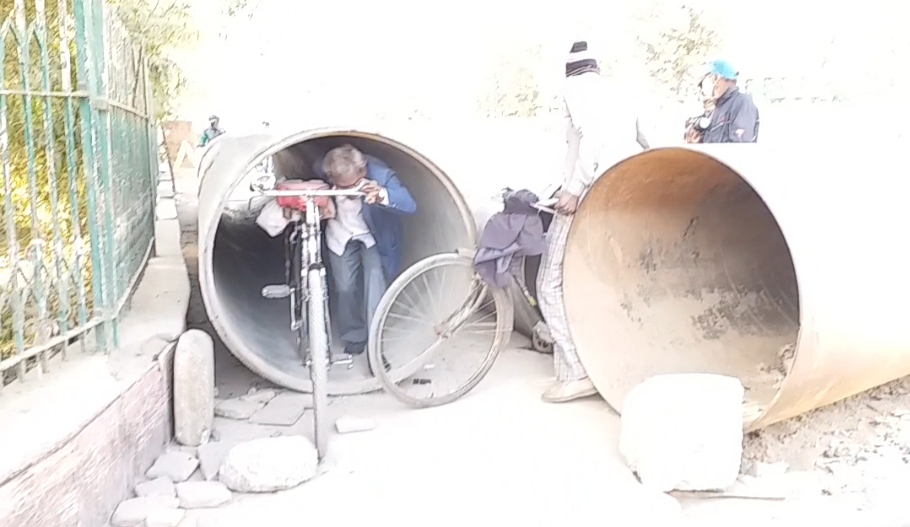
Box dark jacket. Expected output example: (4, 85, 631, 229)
(312, 155, 417, 281)
(473, 190, 546, 289)
(702, 87, 760, 143)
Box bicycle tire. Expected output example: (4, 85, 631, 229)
(306, 266, 330, 459)
(368, 251, 514, 408)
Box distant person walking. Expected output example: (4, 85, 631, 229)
(199, 115, 226, 147)
(695, 60, 760, 143)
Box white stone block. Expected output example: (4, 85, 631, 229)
(334, 416, 376, 434)
(176, 481, 232, 508)
(109, 497, 179, 527)
(146, 452, 200, 483)
(174, 329, 215, 446)
(135, 476, 176, 498)
(619, 373, 744, 492)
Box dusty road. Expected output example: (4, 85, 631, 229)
(171, 166, 907, 526)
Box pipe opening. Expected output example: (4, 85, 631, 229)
(208, 133, 474, 394)
(564, 148, 801, 422)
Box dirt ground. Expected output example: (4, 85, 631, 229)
(172, 166, 910, 526)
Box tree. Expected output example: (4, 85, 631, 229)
(108, 0, 197, 122)
(637, 3, 724, 102)
(475, 42, 560, 119)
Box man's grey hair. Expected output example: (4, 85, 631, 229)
(322, 144, 367, 179)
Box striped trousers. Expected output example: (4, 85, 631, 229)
(535, 213, 588, 382)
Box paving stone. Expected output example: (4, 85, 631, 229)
(147, 452, 200, 483)
(214, 398, 266, 420)
(212, 417, 275, 442)
(335, 416, 376, 434)
(248, 392, 311, 426)
(196, 441, 239, 481)
(241, 388, 278, 405)
(145, 507, 186, 527)
(109, 496, 179, 527)
(134, 476, 176, 498)
(619, 373, 744, 492)
(219, 436, 318, 492)
(174, 329, 215, 446)
(176, 481, 232, 509)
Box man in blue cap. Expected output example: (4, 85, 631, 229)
(697, 60, 760, 143)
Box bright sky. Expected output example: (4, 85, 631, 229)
(175, 0, 910, 128)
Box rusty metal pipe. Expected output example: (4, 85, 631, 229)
(564, 145, 910, 429)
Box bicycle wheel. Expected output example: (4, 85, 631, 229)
(368, 250, 514, 408)
(306, 266, 330, 459)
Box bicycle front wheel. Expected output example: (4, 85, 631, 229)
(306, 266, 330, 459)
(368, 251, 514, 408)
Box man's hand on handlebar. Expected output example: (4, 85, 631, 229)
(361, 180, 383, 205)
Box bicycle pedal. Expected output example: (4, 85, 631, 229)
(331, 355, 354, 369)
(261, 284, 291, 299)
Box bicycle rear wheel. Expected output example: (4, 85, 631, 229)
(306, 266, 330, 459)
(368, 251, 513, 408)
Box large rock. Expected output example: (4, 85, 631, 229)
(619, 373, 744, 492)
(174, 329, 215, 446)
(219, 436, 319, 492)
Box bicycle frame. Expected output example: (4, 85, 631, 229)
(283, 196, 331, 363)
(254, 181, 366, 366)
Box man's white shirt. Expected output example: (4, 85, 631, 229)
(561, 74, 644, 197)
(325, 187, 389, 256)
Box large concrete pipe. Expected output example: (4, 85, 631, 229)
(564, 144, 910, 430)
(198, 128, 476, 395)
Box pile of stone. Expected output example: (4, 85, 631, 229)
(110, 451, 230, 527)
(109, 329, 323, 527)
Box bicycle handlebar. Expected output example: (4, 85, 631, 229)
(491, 187, 556, 215)
(252, 181, 365, 198)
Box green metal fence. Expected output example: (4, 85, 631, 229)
(0, 0, 157, 388)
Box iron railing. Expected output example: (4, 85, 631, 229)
(0, 0, 157, 388)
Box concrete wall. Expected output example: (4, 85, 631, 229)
(0, 347, 174, 526)
(0, 181, 189, 527)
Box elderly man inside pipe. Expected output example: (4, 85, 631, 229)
(537, 40, 648, 403)
(315, 145, 417, 358)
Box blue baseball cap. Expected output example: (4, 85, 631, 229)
(708, 60, 738, 80)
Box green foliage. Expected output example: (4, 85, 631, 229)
(637, 4, 724, 102)
(107, 0, 196, 122)
(476, 42, 558, 119)
(0, 0, 167, 361)
(1, 0, 94, 359)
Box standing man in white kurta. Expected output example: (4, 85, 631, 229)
(538, 40, 646, 403)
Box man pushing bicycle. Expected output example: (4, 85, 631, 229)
(314, 145, 417, 358)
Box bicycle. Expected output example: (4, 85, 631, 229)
(251, 176, 364, 460)
(364, 190, 527, 408)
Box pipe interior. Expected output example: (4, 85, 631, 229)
(210, 135, 473, 382)
(564, 148, 800, 420)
